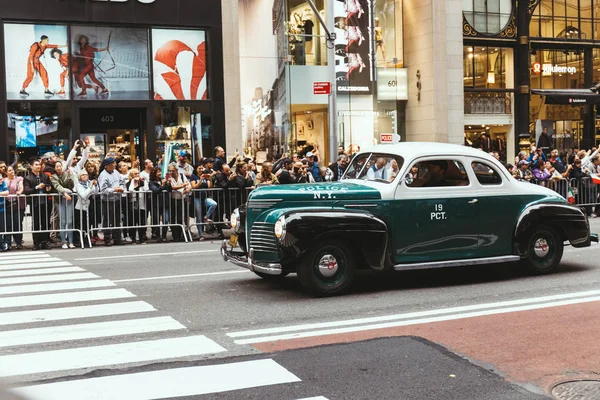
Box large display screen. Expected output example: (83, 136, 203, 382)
(4, 23, 69, 100)
(70, 26, 150, 100)
(334, 0, 373, 94)
(152, 29, 208, 100)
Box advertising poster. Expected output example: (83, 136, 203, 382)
(374, 0, 401, 68)
(152, 29, 208, 100)
(192, 113, 203, 160)
(71, 26, 150, 100)
(334, 0, 373, 94)
(4, 23, 69, 100)
(80, 134, 106, 162)
(15, 117, 37, 148)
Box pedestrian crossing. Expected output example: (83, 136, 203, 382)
(0, 252, 329, 399)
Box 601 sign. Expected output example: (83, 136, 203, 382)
(387, 80, 397, 87)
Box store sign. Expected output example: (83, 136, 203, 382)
(380, 133, 400, 144)
(376, 68, 408, 101)
(532, 62, 576, 75)
(569, 98, 587, 104)
(313, 82, 331, 95)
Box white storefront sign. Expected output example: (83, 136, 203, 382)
(542, 64, 576, 76)
(376, 68, 408, 101)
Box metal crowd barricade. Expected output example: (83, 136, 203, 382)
(0, 186, 258, 250)
(568, 177, 599, 208)
(1, 193, 84, 248)
(546, 178, 569, 200)
(87, 190, 190, 247)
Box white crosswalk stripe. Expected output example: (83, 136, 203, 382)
(0, 272, 100, 285)
(1, 252, 312, 399)
(13, 359, 301, 400)
(0, 266, 85, 277)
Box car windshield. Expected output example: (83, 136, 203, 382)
(343, 153, 404, 183)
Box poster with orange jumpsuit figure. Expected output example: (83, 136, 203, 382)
(70, 26, 150, 100)
(4, 23, 69, 100)
(152, 29, 208, 100)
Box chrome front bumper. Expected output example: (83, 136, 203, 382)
(220, 240, 283, 276)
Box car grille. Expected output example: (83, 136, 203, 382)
(249, 222, 278, 253)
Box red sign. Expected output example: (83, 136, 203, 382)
(380, 134, 393, 143)
(313, 82, 331, 95)
(532, 62, 542, 74)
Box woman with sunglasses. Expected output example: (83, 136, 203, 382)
(165, 163, 190, 242)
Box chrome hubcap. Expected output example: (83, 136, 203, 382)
(318, 254, 339, 277)
(534, 238, 550, 258)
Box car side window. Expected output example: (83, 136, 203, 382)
(405, 159, 470, 188)
(471, 161, 502, 185)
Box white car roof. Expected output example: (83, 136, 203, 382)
(360, 142, 498, 163)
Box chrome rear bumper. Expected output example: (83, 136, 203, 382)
(220, 240, 282, 276)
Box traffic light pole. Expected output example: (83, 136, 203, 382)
(306, 0, 337, 163)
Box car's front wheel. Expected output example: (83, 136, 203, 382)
(297, 239, 356, 296)
(521, 225, 564, 274)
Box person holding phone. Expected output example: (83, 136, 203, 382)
(75, 169, 98, 247)
(165, 164, 190, 242)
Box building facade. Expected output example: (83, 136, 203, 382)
(464, 0, 600, 163)
(0, 0, 227, 166)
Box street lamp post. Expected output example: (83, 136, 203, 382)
(306, 0, 337, 164)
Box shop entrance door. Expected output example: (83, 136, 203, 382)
(79, 108, 146, 167)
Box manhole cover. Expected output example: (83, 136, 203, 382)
(552, 380, 600, 400)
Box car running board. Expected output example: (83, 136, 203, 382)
(393, 255, 521, 271)
(591, 233, 599, 243)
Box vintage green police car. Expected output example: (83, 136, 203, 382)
(221, 143, 597, 296)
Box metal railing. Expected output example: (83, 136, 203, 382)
(0, 188, 252, 250)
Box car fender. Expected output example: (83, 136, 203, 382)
(273, 209, 390, 270)
(514, 202, 590, 256)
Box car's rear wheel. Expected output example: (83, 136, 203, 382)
(254, 271, 289, 280)
(297, 240, 356, 296)
(521, 225, 564, 274)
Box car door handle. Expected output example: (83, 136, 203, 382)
(468, 199, 478, 204)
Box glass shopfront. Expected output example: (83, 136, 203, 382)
(239, 0, 406, 166)
(0, 0, 225, 164)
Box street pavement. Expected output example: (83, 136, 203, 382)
(0, 219, 599, 398)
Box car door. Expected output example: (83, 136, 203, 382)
(469, 158, 523, 257)
(393, 156, 480, 264)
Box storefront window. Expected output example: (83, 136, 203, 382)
(463, 46, 512, 89)
(71, 25, 150, 100)
(530, 0, 596, 40)
(151, 29, 208, 100)
(3, 23, 69, 100)
(7, 102, 71, 163)
(530, 49, 584, 89)
(286, 0, 326, 66)
(154, 102, 211, 166)
(463, 0, 512, 35)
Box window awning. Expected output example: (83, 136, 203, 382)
(531, 89, 600, 105)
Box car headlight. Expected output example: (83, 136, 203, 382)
(274, 216, 286, 240)
(230, 209, 240, 230)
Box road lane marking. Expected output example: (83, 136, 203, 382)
(0, 261, 72, 271)
(113, 270, 249, 283)
(0, 280, 114, 296)
(0, 301, 156, 326)
(233, 295, 600, 345)
(0, 272, 100, 286)
(13, 359, 300, 400)
(0, 289, 135, 309)
(229, 289, 600, 338)
(0, 267, 84, 277)
(0, 335, 226, 378)
(0, 317, 186, 348)
(75, 250, 218, 261)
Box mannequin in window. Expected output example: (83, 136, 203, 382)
(302, 9, 315, 60)
(375, 17, 386, 65)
